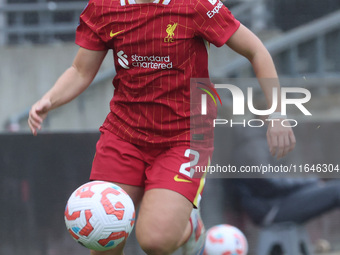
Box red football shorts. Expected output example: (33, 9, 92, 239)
(90, 127, 213, 207)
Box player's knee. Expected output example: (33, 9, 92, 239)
(136, 228, 178, 255)
(138, 239, 175, 255)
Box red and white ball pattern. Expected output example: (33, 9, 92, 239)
(64, 181, 135, 251)
(204, 224, 248, 255)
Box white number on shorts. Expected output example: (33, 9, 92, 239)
(179, 149, 200, 178)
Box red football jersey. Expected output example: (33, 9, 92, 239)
(76, 0, 240, 147)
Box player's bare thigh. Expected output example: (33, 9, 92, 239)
(136, 188, 193, 254)
(113, 182, 145, 208)
(90, 186, 192, 255)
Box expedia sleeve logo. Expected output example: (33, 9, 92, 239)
(206, 0, 223, 18)
(207, 0, 217, 5)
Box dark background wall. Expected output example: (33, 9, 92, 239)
(0, 133, 98, 255)
(271, 0, 340, 30)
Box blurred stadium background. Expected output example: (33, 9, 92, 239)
(0, 0, 340, 254)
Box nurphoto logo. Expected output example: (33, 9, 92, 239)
(195, 80, 312, 128)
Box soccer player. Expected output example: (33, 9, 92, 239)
(28, 0, 296, 254)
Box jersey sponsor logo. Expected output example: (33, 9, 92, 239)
(174, 174, 193, 183)
(117, 50, 130, 69)
(207, 0, 223, 18)
(117, 51, 173, 70)
(164, 23, 178, 43)
(110, 30, 124, 38)
(131, 54, 173, 69)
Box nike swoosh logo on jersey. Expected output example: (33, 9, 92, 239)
(174, 175, 192, 183)
(110, 30, 124, 38)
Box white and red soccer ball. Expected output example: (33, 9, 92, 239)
(64, 181, 135, 251)
(204, 224, 248, 255)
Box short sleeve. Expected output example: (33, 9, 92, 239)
(193, 0, 240, 47)
(75, 2, 108, 51)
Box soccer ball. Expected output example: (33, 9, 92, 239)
(64, 181, 135, 251)
(204, 224, 248, 255)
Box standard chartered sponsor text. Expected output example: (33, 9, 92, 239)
(131, 54, 172, 69)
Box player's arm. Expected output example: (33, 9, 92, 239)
(226, 24, 296, 159)
(28, 47, 108, 135)
(226, 24, 279, 102)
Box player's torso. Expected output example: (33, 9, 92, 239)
(85, 0, 218, 146)
(90, 0, 209, 93)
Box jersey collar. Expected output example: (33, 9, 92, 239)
(121, 0, 171, 5)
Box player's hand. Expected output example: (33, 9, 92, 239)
(266, 119, 296, 159)
(28, 98, 52, 136)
